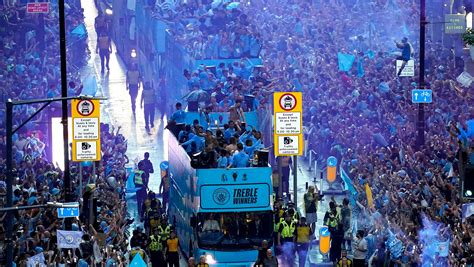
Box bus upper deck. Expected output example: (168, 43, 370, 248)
(167, 111, 274, 265)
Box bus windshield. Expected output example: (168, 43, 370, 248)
(197, 211, 273, 250)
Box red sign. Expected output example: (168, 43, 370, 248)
(27, 3, 49, 14)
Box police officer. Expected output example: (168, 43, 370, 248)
(159, 215, 171, 246)
(148, 227, 165, 267)
(287, 202, 300, 223)
(134, 169, 147, 220)
(126, 63, 141, 114)
(197, 255, 210, 267)
(277, 213, 295, 266)
(324, 201, 343, 262)
(295, 217, 313, 267)
(148, 212, 161, 235)
(336, 250, 353, 267)
(272, 199, 284, 255)
(141, 82, 156, 131)
(96, 31, 112, 73)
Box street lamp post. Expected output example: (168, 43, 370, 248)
(58, 0, 72, 226)
(5, 101, 13, 267)
(417, 0, 427, 149)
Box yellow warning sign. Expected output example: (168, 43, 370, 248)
(273, 92, 303, 156)
(71, 99, 101, 162)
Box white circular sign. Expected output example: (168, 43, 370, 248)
(76, 100, 95, 116)
(279, 93, 297, 111)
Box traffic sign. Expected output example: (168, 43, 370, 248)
(274, 92, 303, 156)
(396, 60, 415, 77)
(327, 156, 337, 183)
(72, 99, 101, 162)
(411, 89, 432, 104)
(275, 112, 301, 134)
(57, 207, 79, 218)
(327, 156, 337, 167)
(319, 226, 331, 255)
(445, 14, 466, 34)
(277, 136, 299, 155)
(27, 2, 49, 13)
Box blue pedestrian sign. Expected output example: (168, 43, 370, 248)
(411, 89, 432, 104)
(320, 226, 330, 237)
(57, 207, 79, 218)
(327, 156, 337, 167)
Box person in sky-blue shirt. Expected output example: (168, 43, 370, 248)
(224, 120, 240, 142)
(170, 102, 186, 124)
(181, 127, 205, 153)
(231, 143, 250, 168)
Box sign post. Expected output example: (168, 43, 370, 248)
(57, 202, 80, 218)
(326, 156, 337, 185)
(319, 226, 331, 258)
(411, 89, 432, 104)
(26, 2, 49, 13)
(274, 92, 303, 156)
(274, 92, 303, 205)
(395, 60, 415, 77)
(445, 14, 466, 34)
(72, 99, 101, 162)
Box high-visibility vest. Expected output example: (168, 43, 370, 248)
(337, 258, 353, 267)
(134, 170, 144, 185)
(127, 70, 140, 85)
(274, 217, 284, 232)
(149, 235, 162, 251)
(296, 225, 311, 243)
(327, 210, 341, 228)
(159, 225, 171, 240)
(292, 212, 299, 223)
(281, 221, 295, 239)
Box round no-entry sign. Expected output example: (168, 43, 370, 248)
(278, 93, 297, 111)
(76, 100, 95, 116)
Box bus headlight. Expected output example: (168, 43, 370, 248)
(206, 254, 217, 264)
(105, 8, 113, 15)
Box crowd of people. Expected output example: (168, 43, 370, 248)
(161, 0, 474, 265)
(0, 0, 89, 156)
(0, 122, 134, 266)
(168, 103, 266, 169)
(0, 1, 133, 266)
(232, 0, 473, 266)
(2, 0, 474, 265)
(150, 0, 262, 60)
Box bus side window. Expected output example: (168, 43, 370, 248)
(191, 216, 197, 228)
